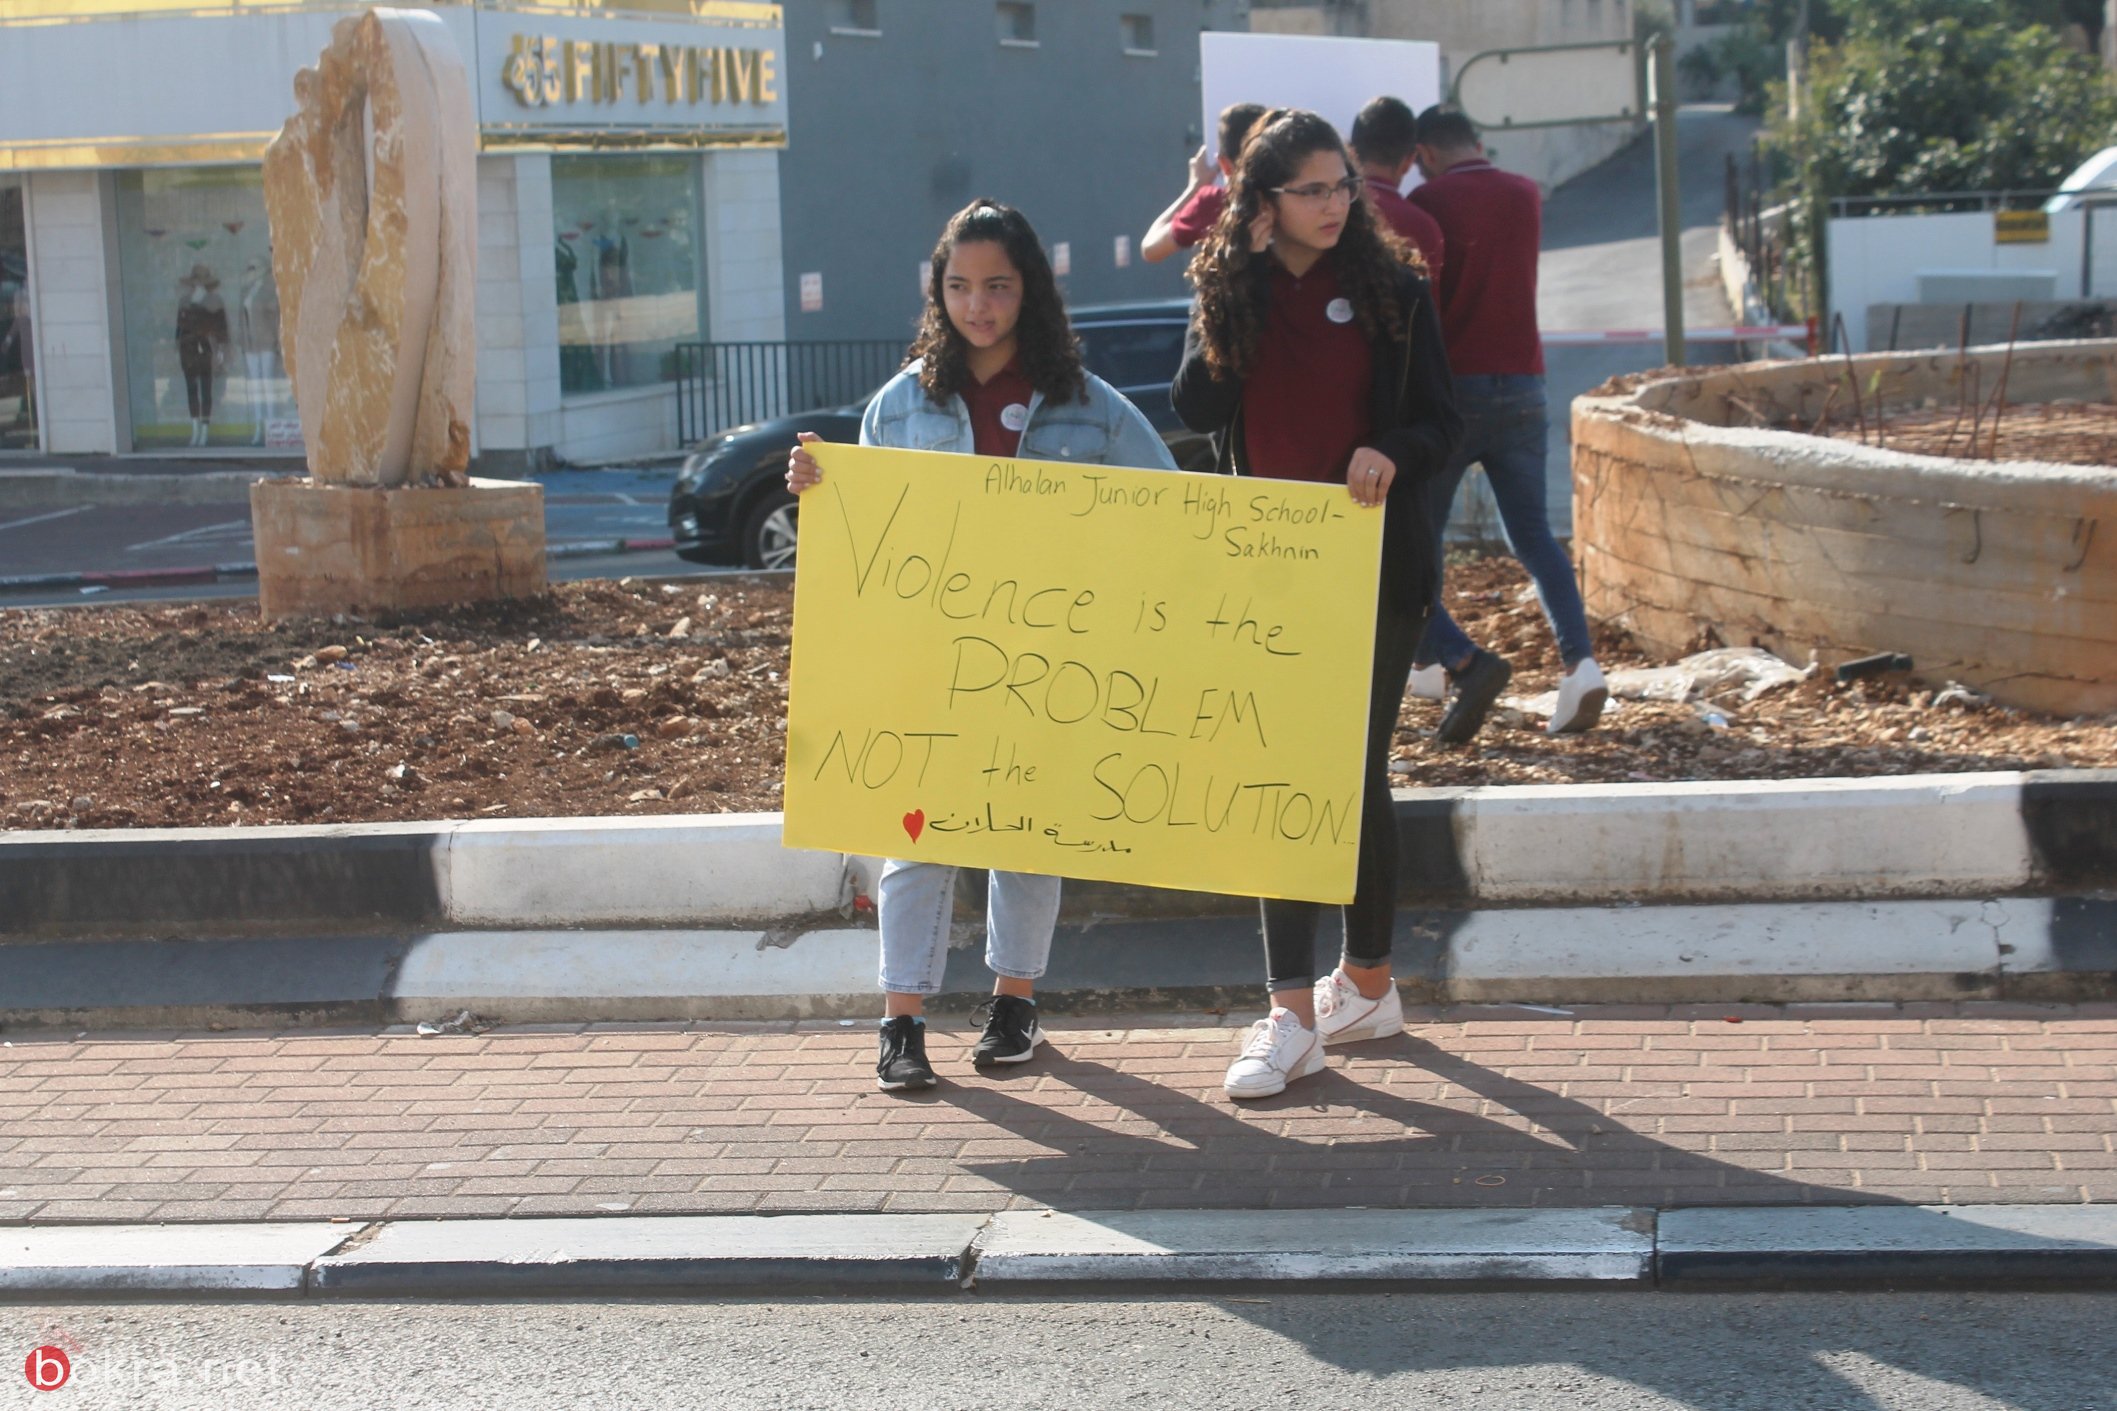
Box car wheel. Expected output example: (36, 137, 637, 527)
(742, 489, 800, 571)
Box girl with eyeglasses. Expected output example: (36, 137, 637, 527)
(786, 199, 1177, 1093)
(1173, 108, 1463, 1100)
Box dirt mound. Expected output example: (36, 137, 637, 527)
(3, 561, 2110, 831)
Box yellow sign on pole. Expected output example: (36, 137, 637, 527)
(783, 444, 1384, 903)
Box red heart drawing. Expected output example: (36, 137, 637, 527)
(902, 809, 926, 844)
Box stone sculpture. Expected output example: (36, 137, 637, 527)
(262, 7, 476, 486)
(251, 7, 544, 621)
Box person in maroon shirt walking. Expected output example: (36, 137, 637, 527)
(1173, 109, 1462, 1100)
(1348, 96, 1444, 279)
(1142, 102, 1266, 264)
(1407, 106, 1607, 745)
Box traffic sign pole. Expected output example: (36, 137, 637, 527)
(1650, 34, 1686, 368)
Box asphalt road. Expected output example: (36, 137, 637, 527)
(7, 1291, 2112, 1410)
(0, 465, 736, 609)
(0, 467, 681, 578)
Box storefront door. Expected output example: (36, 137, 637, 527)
(0, 177, 36, 452)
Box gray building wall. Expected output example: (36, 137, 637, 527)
(778, 0, 1246, 341)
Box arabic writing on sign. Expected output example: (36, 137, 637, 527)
(782, 445, 1382, 903)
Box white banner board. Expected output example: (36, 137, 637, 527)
(1199, 33, 1442, 192)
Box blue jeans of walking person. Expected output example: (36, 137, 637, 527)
(1414, 373, 1595, 670)
(876, 860, 1062, 996)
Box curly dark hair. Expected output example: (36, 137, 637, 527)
(906, 199, 1086, 406)
(1185, 108, 1424, 382)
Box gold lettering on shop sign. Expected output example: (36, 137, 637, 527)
(502, 31, 779, 108)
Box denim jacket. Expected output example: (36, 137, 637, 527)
(860, 361, 1178, 471)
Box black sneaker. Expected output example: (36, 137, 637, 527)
(1436, 648, 1514, 746)
(876, 1016, 938, 1091)
(970, 995, 1044, 1066)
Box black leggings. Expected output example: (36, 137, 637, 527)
(1260, 577, 1430, 992)
(178, 336, 215, 418)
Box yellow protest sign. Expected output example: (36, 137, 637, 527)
(782, 444, 1384, 903)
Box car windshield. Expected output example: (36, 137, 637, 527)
(846, 309, 1190, 409)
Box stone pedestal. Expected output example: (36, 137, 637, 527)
(251, 477, 545, 621)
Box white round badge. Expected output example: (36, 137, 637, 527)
(1326, 298, 1355, 324)
(1000, 403, 1030, 432)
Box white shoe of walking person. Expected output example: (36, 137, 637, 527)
(1547, 658, 1608, 735)
(1223, 1007, 1326, 1101)
(1313, 968, 1405, 1046)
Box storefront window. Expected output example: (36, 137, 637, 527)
(0, 178, 35, 452)
(115, 167, 295, 452)
(552, 154, 704, 396)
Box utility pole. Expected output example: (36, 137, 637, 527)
(1650, 32, 1685, 367)
(1788, 0, 1811, 119)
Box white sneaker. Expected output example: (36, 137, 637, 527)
(1407, 663, 1448, 700)
(1547, 658, 1608, 735)
(1312, 969, 1405, 1045)
(1223, 1007, 1325, 1100)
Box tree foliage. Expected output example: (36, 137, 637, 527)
(1772, 2, 2117, 197)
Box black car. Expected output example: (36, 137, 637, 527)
(668, 298, 1208, 569)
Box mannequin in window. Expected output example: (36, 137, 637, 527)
(555, 234, 601, 394)
(591, 204, 631, 387)
(237, 257, 281, 447)
(175, 263, 228, 447)
(1, 284, 31, 434)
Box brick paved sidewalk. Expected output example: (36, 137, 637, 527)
(3, 1002, 2114, 1226)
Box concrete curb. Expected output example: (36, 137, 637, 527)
(9, 894, 2114, 1028)
(0, 538, 678, 595)
(7, 771, 2112, 943)
(0, 563, 258, 593)
(309, 1214, 989, 1296)
(0, 1223, 348, 1296)
(0, 468, 267, 512)
(1657, 1205, 2117, 1288)
(3, 1206, 2113, 1298)
(969, 1208, 1652, 1287)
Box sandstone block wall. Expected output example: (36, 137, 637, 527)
(1571, 341, 2117, 716)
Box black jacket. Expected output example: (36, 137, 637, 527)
(1170, 261, 1463, 614)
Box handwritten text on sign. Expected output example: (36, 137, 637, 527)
(782, 445, 1383, 903)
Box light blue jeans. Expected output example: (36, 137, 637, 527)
(876, 860, 1062, 996)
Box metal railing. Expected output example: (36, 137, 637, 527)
(672, 339, 906, 446)
(1827, 189, 2070, 218)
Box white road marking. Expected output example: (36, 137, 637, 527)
(124, 518, 251, 553)
(0, 506, 88, 535)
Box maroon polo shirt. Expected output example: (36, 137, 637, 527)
(960, 356, 1035, 458)
(1168, 185, 1227, 249)
(1242, 256, 1374, 484)
(1408, 158, 1544, 376)
(1364, 176, 1445, 280)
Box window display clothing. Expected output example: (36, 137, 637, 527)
(237, 259, 280, 445)
(175, 263, 227, 445)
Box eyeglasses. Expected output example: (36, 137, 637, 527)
(1269, 177, 1362, 205)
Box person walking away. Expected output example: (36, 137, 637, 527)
(1173, 109, 1462, 1100)
(1407, 106, 1606, 743)
(1142, 102, 1267, 265)
(1348, 96, 1444, 279)
(785, 200, 1178, 1092)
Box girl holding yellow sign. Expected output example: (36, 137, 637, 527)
(1173, 108, 1463, 1100)
(786, 199, 1176, 1092)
